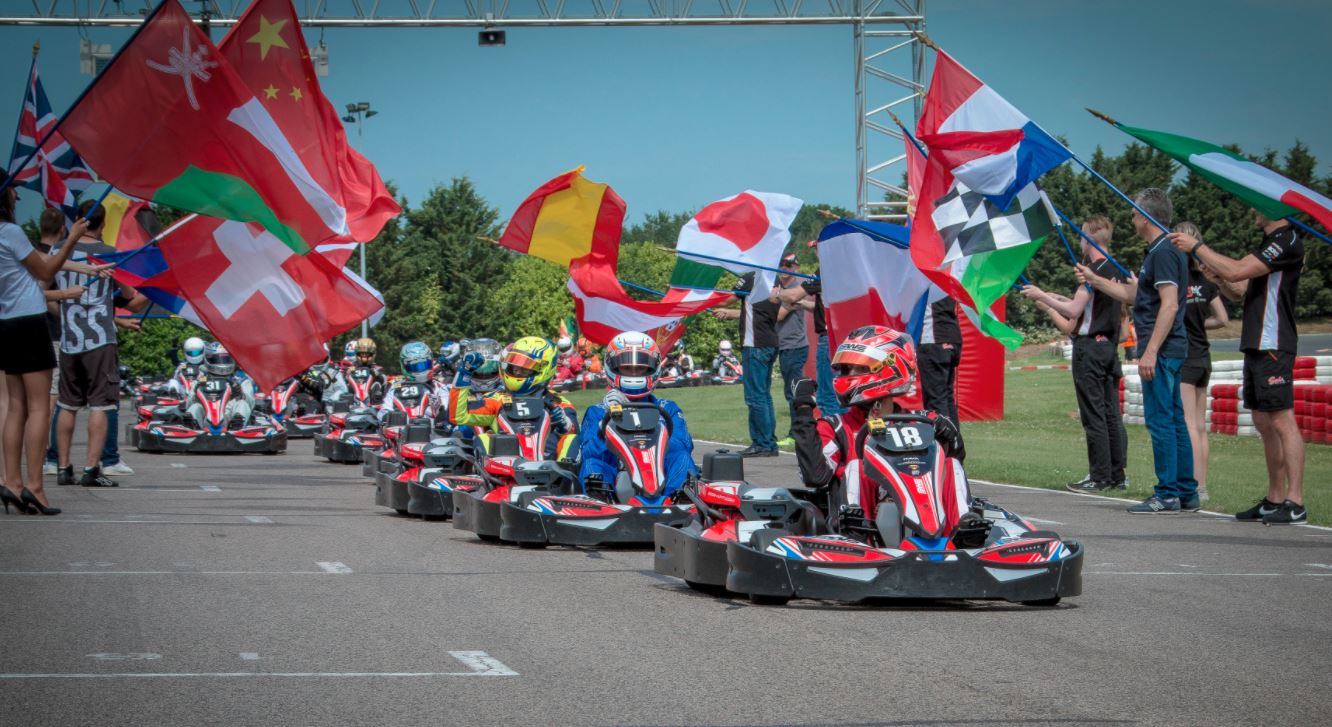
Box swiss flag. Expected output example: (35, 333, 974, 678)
(568, 258, 729, 346)
(160, 218, 383, 390)
(675, 191, 802, 273)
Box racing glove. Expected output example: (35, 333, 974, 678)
(789, 378, 818, 411)
(950, 511, 992, 549)
(927, 411, 966, 462)
(602, 389, 630, 410)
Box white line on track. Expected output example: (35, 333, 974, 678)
(1025, 516, 1064, 525)
(316, 561, 352, 574)
(2, 519, 274, 525)
(0, 651, 518, 680)
(0, 571, 330, 576)
(170, 463, 188, 468)
(239, 653, 260, 661)
(244, 516, 273, 524)
(199, 485, 221, 492)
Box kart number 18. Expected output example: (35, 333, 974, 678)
(884, 426, 924, 449)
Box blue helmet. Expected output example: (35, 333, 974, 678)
(437, 340, 461, 368)
(399, 341, 434, 383)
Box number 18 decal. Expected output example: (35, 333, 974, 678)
(885, 426, 924, 449)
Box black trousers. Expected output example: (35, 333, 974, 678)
(1072, 337, 1127, 483)
(918, 342, 961, 425)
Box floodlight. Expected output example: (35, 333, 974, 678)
(478, 30, 505, 46)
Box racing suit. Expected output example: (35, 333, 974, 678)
(791, 397, 967, 527)
(446, 386, 579, 459)
(323, 365, 387, 407)
(185, 372, 256, 429)
(578, 395, 699, 498)
(712, 354, 741, 377)
(376, 380, 441, 425)
(165, 363, 202, 399)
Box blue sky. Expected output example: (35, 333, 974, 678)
(4, 0, 1330, 225)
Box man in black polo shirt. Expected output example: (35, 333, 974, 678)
(1023, 214, 1127, 493)
(917, 296, 963, 428)
(712, 270, 780, 457)
(1080, 189, 1197, 514)
(776, 263, 843, 416)
(1170, 210, 1306, 524)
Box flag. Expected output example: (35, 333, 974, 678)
(567, 258, 729, 346)
(816, 219, 937, 349)
(59, 0, 350, 255)
(100, 193, 158, 251)
(217, 0, 399, 243)
(907, 128, 1026, 349)
(157, 218, 384, 390)
(1115, 122, 1332, 232)
(675, 191, 803, 273)
(89, 245, 203, 327)
(499, 166, 625, 267)
(932, 181, 1055, 264)
(915, 48, 1069, 208)
(7, 55, 95, 217)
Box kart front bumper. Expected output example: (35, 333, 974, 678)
(136, 428, 287, 455)
(652, 521, 732, 589)
(499, 499, 693, 547)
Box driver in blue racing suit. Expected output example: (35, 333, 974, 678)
(578, 331, 699, 498)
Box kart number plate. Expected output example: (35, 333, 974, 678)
(873, 423, 934, 453)
(397, 385, 422, 400)
(506, 397, 545, 422)
(616, 406, 660, 432)
(202, 380, 227, 395)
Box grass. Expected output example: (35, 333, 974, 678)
(563, 361, 1331, 525)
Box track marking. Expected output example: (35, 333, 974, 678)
(1088, 571, 1332, 577)
(1025, 516, 1063, 525)
(1306, 564, 1332, 570)
(171, 463, 188, 469)
(316, 561, 352, 574)
(0, 651, 518, 680)
(88, 653, 160, 661)
(200, 486, 221, 492)
(244, 516, 273, 524)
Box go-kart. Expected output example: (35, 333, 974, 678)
(657, 363, 704, 389)
(363, 382, 436, 478)
(499, 400, 695, 547)
(450, 396, 578, 542)
(711, 360, 742, 385)
(715, 414, 1083, 606)
(315, 404, 383, 463)
(403, 435, 477, 518)
(134, 377, 286, 454)
(555, 371, 607, 393)
(257, 378, 324, 439)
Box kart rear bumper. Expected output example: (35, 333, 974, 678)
(725, 539, 1084, 604)
(373, 469, 410, 513)
(407, 477, 454, 518)
(499, 500, 692, 546)
(317, 435, 371, 463)
(136, 428, 286, 454)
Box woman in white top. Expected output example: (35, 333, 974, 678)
(0, 175, 94, 516)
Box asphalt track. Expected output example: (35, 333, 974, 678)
(2, 432, 1329, 727)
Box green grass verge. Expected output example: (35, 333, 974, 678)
(563, 366, 1330, 525)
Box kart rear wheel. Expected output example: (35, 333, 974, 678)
(685, 580, 727, 596)
(747, 593, 791, 606)
(1022, 596, 1061, 607)
(478, 534, 500, 542)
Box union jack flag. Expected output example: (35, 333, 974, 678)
(7, 58, 95, 218)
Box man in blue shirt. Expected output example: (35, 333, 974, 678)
(1079, 188, 1198, 513)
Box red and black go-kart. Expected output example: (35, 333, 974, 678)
(363, 381, 436, 478)
(499, 401, 695, 548)
(134, 377, 286, 455)
(711, 360, 742, 385)
(315, 405, 383, 463)
(450, 396, 578, 543)
(659, 414, 1083, 606)
(256, 378, 324, 439)
(400, 435, 476, 519)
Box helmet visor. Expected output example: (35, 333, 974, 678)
(610, 349, 660, 376)
(402, 358, 433, 377)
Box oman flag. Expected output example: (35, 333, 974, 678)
(567, 257, 730, 347)
(158, 219, 383, 391)
(1114, 121, 1332, 232)
(675, 191, 802, 273)
(58, 0, 349, 255)
(218, 0, 399, 244)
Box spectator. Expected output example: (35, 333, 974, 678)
(1, 175, 89, 515)
(917, 296, 963, 429)
(52, 199, 148, 489)
(1080, 188, 1198, 514)
(1023, 214, 1128, 493)
(1174, 222, 1228, 502)
(769, 253, 810, 446)
(712, 270, 780, 457)
(776, 266, 843, 416)
(1169, 209, 1306, 524)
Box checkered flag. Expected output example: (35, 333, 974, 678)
(931, 180, 1056, 265)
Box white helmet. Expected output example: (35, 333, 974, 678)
(719, 340, 733, 355)
(556, 336, 573, 354)
(183, 337, 206, 365)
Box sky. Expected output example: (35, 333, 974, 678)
(3, 0, 1330, 226)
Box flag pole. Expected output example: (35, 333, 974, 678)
(619, 279, 665, 298)
(1052, 207, 1132, 278)
(0, 0, 170, 196)
(6, 46, 39, 184)
(111, 212, 198, 268)
(1287, 217, 1332, 246)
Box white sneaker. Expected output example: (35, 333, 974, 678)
(42, 461, 58, 476)
(102, 461, 134, 476)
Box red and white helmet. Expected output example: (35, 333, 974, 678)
(831, 325, 917, 407)
(605, 331, 661, 399)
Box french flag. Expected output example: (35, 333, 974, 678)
(816, 219, 938, 350)
(916, 49, 1070, 208)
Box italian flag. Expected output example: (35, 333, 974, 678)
(59, 0, 348, 254)
(1120, 123, 1332, 232)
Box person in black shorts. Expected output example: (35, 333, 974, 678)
(1023, 214, 1128, 493)
(1170, 210, 1305, 524)
(1174, 222, 1228, 502)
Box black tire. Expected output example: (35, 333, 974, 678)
(1022, 596, 1061, 607)
(747, 593, 791, 606)
(394, 508, 409, 516)
(477, 533, 500, 542)
(517, 541, 547, 550)
(685, 580, 728, 596)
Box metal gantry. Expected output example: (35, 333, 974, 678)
(4, 0, 926, 219)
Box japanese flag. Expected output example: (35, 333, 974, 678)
(675, 191, 803, 273)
